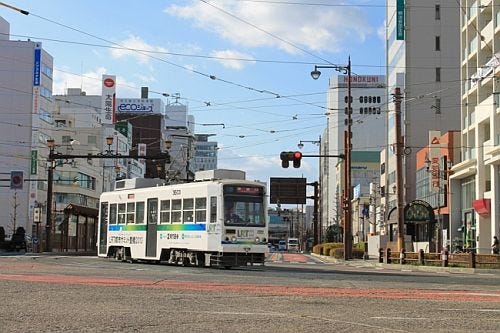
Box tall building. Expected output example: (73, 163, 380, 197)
(453, 1, 500, 253)
(0, 17, 54, 237)
(193, 134, 218, 171)
(321, 75, 387, 231)
(385, 1, 461, 237)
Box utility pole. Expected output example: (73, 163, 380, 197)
(394, 87, 405, 251)
(344, 57, 353, 260)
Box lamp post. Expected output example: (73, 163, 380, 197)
(311, 58, 353, 260)
(45, 139, 55, 252)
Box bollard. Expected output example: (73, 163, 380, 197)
(400, 248, 406, 265)
(469, 251, 476, 268)
(418, 249, 425, 265)
(441, 249, 448, 267)
(363, 242, 369, 260)
(384, 247, 392, 264)
(378, 248, 384, 263)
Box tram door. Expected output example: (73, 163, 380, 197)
(98, 202, 108, 255)
(146, 198, 158, 257)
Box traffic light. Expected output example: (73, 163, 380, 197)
(292, 151, 302, 168)
(10, 170, 23, 190)
(280, 151, 292, 168)
(280, 151, 303, 168)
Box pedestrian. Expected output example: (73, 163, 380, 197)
(492, 236, 500, 255)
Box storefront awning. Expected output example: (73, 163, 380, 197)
(472, 199, 491, 217)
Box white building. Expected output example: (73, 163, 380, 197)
(0, 17, 54, 237)
(384, 1, 461, 240)
(452, 0, 500, 253)
(321, 75, 387, 231)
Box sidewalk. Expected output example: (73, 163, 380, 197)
(310, 253, 500, 275)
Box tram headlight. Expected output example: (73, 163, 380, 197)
(231, 236, 237, 242)
(255, 237, 260, 243)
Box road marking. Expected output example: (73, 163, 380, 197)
(440, 308, 500, 313)
(371, 317, 427, 320)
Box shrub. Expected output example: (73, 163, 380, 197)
(321, 242, 343, 256)
(312, 244, 323, 255)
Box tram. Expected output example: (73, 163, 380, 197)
(97, 170, 268, 268)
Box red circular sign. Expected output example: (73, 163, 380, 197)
(103, 78, 115, 88)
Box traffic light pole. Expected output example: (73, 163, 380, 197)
(44, 151, 170, 252)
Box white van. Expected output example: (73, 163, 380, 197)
(287, 238, 299, 252)
(278, 240, 287, 251)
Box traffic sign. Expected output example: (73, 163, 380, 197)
(10, 170, 23, 190)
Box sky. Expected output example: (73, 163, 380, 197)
(0, 0, 386, 198)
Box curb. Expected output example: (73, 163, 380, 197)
(310, 253, 500, 275)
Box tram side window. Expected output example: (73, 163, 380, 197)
(210, 196, 217, 223)
(109, 203, 117, 224)
(136, 202, 145, 224)
(195, 197, 207, 222)
(118, 203, 126, 224)
(183, 198, 194, 223)
(160, 200, 170, 223)
(127, 203, 135, 224)
(171, 199, 182, 223)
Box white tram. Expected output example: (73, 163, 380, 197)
(97, 170, 268, 268)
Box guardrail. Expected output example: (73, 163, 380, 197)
(378, 248, 500, 269)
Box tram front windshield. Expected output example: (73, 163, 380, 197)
(224, 193, 265, 227)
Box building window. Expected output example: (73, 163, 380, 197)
(435, 67, 441, 82)
(435, 36, 440, 51)
(435, 5, 440, 20)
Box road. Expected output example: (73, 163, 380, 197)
(0, 253, 499, 333)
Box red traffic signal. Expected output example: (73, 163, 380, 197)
(292, 151, 302, 168)
(280, 151, 303, 168)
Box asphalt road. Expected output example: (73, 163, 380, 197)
(0, 254, 499, 333)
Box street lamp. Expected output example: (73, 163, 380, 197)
(311, 58, 353, 260)
(297, 140, 320, 149)
(45, 139, 55, 252)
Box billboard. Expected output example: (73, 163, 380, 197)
(270, 177, 307, 204)
(101, 75, 116, 125)
(116, 98, 163, 114)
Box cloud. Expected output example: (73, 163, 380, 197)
(53, 66, 138, 97)
(377, 21, 386, 41)
(110, 34, 168, 64)
(165, 1, 372, 54)
(209, 50, 255, 70)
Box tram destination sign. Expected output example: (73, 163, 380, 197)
(269, 177, 306, 204)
